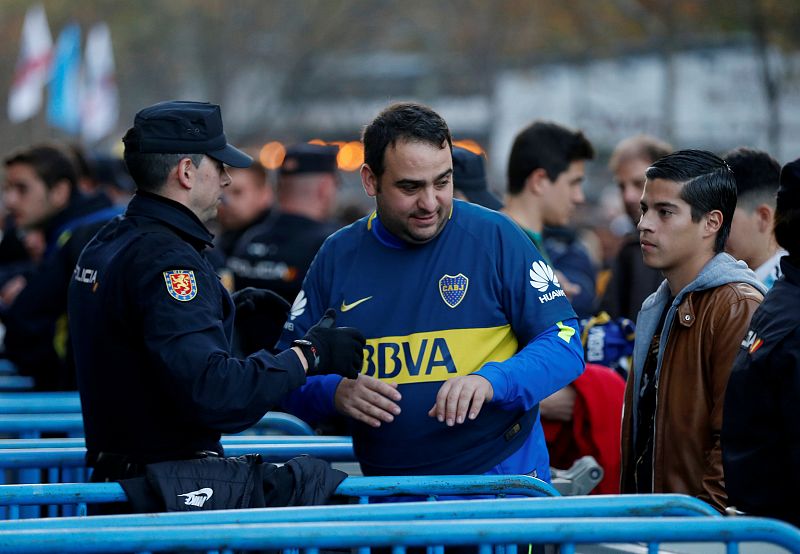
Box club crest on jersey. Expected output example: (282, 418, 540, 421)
(163, 270, 197, 301)
(439, 273, 469, 308)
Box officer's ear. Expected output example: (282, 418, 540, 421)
(175, 157, 197, 190)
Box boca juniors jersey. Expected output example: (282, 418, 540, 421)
(279, 199, 582, 478)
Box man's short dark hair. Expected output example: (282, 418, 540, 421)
(507, 121, 595, 195)
(362, 103, 452, 178)
(723, 147, 780, 211)
(4, 144, 78, 191)
(646, 149, 737, 253)
(123, 128, 204, 192)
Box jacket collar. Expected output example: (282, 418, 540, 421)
(125, 191, 214, 248)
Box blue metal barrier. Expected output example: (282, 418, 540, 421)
(0, 494, 720, 529)
(0, 435, 348, 449)
(0, 411, 314, 438)
(0, 392, 80, 413)
(0, 443, 355, 472)
(0, 475, 558, 518)
(0, 516, 798, 553)
(0, 375, 34, 392)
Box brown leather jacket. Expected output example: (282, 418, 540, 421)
(621, 280, 763, 512)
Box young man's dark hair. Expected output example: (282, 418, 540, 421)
(724, 147, 780, 209)
(362, 102, 452, 178)
(645, 149, 736, 253)
(4, 144, 78, 191)
(507, 121, 594, 195)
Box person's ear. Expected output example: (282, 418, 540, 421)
(175, 157, 197, 190)
(754, 203, 774, 233)
(361, 164, 379, 197)
(704, 209, 723, 237)
(48, 179, 71, 209)
(526, 168, 550, 196)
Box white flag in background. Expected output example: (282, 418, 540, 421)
(8, 4, 53, 123)
(81, 22, 118, 142)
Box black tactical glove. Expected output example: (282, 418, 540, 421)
(294, 309, 365, 379)
(231, 287, 291, 356)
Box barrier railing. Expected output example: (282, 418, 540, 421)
(0, 411, 314, 438)
(0, 392, 80, 413)
(0, 475, 559, 519)
(0, 493, 718, 528)
(0, 435, 348, 449)
(0, 516, 797, 553)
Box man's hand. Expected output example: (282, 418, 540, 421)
(302, 309, 365, 379)
(230, 287, 290, 355)
(428, 375, 493, 426)
(539, 385, 577, 422)
(334, 374, 402, 428)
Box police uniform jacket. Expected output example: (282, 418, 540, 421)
(68, 191, 306, 464)
(723, 256, 800, 526)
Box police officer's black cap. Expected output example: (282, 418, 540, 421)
(280, 143, 339, 176)
(123, 100, 252, 168)
(778, 157, 800, 211)
(452, 146, 502, 210)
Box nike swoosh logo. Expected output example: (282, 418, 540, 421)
(340, 296, 373, 312)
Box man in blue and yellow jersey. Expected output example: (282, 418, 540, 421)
(279, 102, 584, 479)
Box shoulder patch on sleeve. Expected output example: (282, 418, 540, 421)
(163, 270, 197, 301)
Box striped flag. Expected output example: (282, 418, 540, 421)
(8, 4, 53, 123)
(81, 23, 118, 143)
(47, 22, 82, 134)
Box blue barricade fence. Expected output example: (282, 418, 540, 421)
(0, 516, 797, 553)
(0, 494, 718, 528)
(0, 376, 34, 392)
(0, 475, 559, 519)
(0, 411, 314, 438)
(0, 392, 80, 414)
(0, 435, 349, 449)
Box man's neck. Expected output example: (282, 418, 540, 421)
(664, 250, 716, 296)
(502, 194, 543, 233)
(747, 235, 781, 272)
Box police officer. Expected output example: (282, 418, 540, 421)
(68, 101, 364, 481)
(226, 143, 341, 303)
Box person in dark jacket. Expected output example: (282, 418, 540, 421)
(1, 143, 123, 390)
(68, 101, 365, 484)
(722, 157, 800, 526)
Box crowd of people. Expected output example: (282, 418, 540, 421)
(1, 98, 798, 525)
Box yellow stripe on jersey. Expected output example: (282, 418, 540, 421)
(556, 320, 576, 343)
(362, 325, 518, 384)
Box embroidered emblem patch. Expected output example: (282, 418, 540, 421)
(439, 273, 469, 308)
(163, 270, 197, 301)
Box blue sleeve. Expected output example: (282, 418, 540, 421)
(476, 319, 584, 409)
(277, 238, 343, 424)
(495, 215, 577, 344)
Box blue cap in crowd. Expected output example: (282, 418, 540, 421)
(123, 100, 252, 168)
(452, 146, 502, 210)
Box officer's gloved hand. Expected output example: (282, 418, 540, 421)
(301, 309, 365, 379)
(231, 287, 291, 356)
